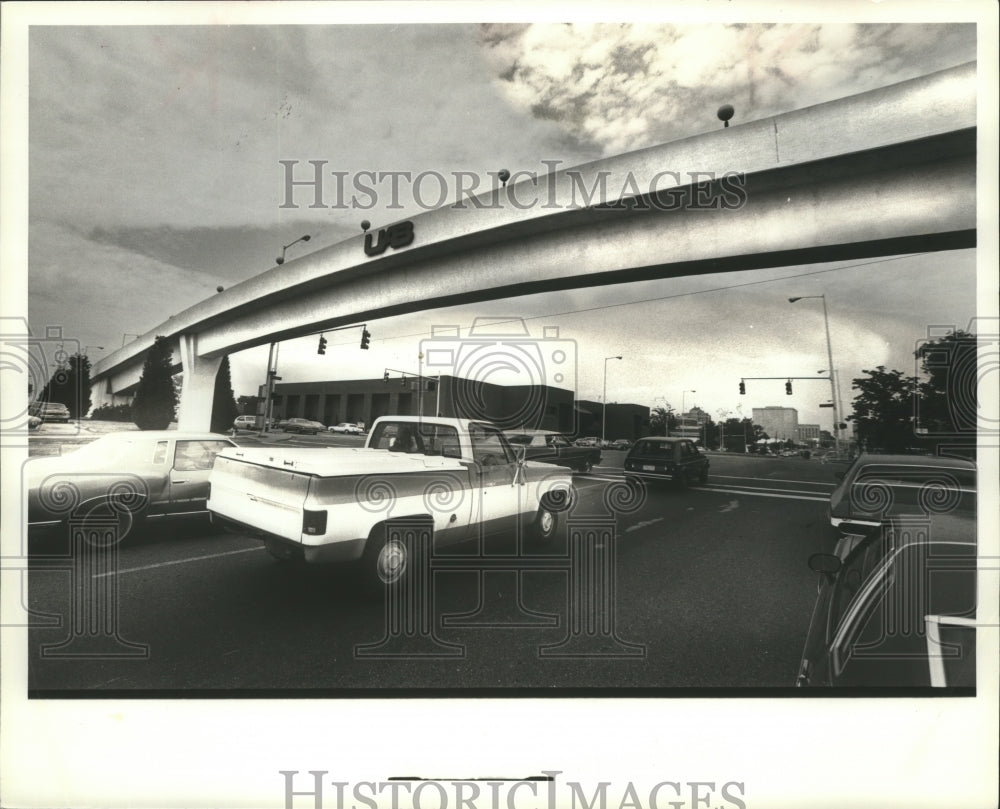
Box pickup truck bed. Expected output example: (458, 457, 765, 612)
(208, 417, 573, 592)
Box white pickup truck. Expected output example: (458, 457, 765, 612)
(207, 416, 573, 590)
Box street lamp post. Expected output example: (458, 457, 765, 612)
(261, 235, 313, 431)
(789, 294, 840, 452)
(602, 355, 622, 444)
(83, 345, 104, 356)
(275, 234, 311, 265)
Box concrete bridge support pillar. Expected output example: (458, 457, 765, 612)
(175, 333, 222, 432)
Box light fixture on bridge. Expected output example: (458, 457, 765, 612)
(717, 104, 735, 128)
(498, 169, 510, 188)
(276, 234, 311, 265)
(216, 286, 224, 293)
(361, 220, 371, 232)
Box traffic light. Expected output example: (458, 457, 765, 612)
(739, 380, 746, 395)
(383, 371, 389, 382)
(317, 335, 327, 355)
(360, 328, 371, 350)
(400, 375, 407, 387)
(785, 380, 793, 395)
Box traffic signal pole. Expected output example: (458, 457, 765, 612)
(738, 374, 840, 447)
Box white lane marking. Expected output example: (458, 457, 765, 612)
(690, 485, 827, 502)
(701, 483, 835, 497)
(625, 517, 664, 534)
(575, 474, 626, 483)
(586, 470, 835, 489)
(720, 499, 740, 513)
(93, 546, 265, 578)
(710, 474, 836, 488)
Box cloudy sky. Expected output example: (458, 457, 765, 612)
(17, 9, 988, 429)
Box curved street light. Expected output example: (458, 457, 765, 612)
(789, 294, 841, 451)
(276, 234, 311, 265)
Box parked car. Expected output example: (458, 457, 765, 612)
(232, 415, 259, 430)
(504, 429, 602, 474)
(208, 417, 574, 592)
(277, 418, 324, 434)
(797, 510, 976, 687)
(827, 453, 977, 530)
(329, 422, 365, 435)
(623, 436, 709, 488)
(574, 436, 599, 447)
(26, 431, 237, 533)
(28, 401, 71, 423)
(611, 438, 633, 451)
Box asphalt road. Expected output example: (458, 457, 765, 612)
(25, 448, 843, 694)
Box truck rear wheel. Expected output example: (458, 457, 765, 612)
(360, 522, 428, 594)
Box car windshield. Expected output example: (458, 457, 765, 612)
(505, 434, 532, 445)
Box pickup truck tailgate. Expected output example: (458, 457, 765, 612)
(209, 454, 312, 540)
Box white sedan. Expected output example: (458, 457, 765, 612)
(328, 422, 364, 434)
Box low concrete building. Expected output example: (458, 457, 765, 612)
(272, 375, 578, 433)
(270, 378, 648, 438)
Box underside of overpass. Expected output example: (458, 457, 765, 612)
(89, 62, 977, 432)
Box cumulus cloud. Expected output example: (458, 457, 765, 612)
(479, 23, 976, 155)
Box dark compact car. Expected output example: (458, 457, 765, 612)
(505, 430, 602, 474)
(797, 510, 976, 688)
(28, 401, 71, 423)
(624, 436, 709, 488)
(827, 453, 977, 530)
(277, 418, 325, 434)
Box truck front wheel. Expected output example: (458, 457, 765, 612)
(532, 506, 558, 544)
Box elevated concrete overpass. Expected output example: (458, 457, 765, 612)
(90, 62, 977, 431)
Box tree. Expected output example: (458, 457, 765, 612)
(38, 352, 92, 418)
(648, 405, 677, 436)
(131, 336, 177, 429)
(914, 329, 978, 439)
(848, 366, 918, 453)
(210, 356, 239, 433)
(236, 394, 260, 416)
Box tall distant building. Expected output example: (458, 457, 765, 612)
(675, 406, 709, 442)
(797, 423, 821, 442)
(753, 406, 799, 441)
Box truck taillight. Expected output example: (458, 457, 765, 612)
(302, 509, 327, 535)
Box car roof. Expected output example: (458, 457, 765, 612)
(634, 436, 687, 443)
(504, 429, 559, 435)
(854, 453, 976, 470)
